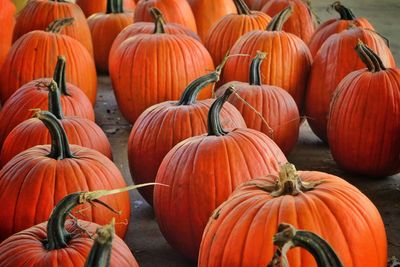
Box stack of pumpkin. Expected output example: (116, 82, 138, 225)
(0, 0, 398, 266)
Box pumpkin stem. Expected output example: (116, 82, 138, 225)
(34, 110, 74, 159)
(84, 220, 115, 267)
(208, 86, 235, 136)
(355, 40, 386, 72)
(268, 223, 344, 267)
(53, 56, 70, 96)
(48, 81, 65, 120)
(233, 0, 251, 15)
(331, 1, 356, 20)
(249, 51, 267, 86)
(266, 6, 293, 31)
(106, 0, 123, 14)
(46, 18, 75, 33)
(150, 8, 166, 34)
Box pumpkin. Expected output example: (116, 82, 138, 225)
(109, 18, 214, 123)
(188, 0, 237, 41)
(0, 190, 139, 267)
(308, 2, 374, 58)
(88, 0, 133, 73)
(0, 111, 130, 241)
(0, 18, 97, 104)
(13, 0, 93, 56)
(134, 0, 197, 33)
(76, 0, 136, 17)
(305, 27, 395, 142)
(0, 56, 94, 150)
(0, 0, 15, 69)
(198, 163, 387, 266)
(128, 66, 246, 205)
(261, 0, 315, 44)
(327, 42, 400, 177)
(154, 87, 287, 260)
(222, 7, 312, 112)
(216, 51, 300, 155)
(204, 0, 271, 65)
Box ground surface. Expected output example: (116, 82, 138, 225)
(95, 1, 400, 265)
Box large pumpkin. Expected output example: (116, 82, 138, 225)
(216, 52, 300, 155)
(222, 7, 312, 112)
(198, 163, 387, 266)
(13, 0, 93, 56)
(88, 0, 133, 73)
(128, 67, 246, 205)
(0, 56, 94, 150)
(154, 87, 287, 260)
(0, 18, 97, 104)
(0, 0, 15, 69)
(77, 0, 136, 17)
(205, 0, 271, 65)
(308, 2, 374, 58)
(109, 19, 214, 123)
(0, 191, 138, 267)
(328, 42, 400, 177)
(0, 111, 130, 241)
(305, 27, 395, 142)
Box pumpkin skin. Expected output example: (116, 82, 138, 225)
(308, 2, 374, 58)
(328, 43, 400, 177)
(305, 27, 395, 142)
(261, 0, 315, 44)
(154, 88, 287, 260)
(244, 0, 267, 10)
(128, 70, 247, 205)
(134, 0, 197, 33)
(0, 20, 97, 104)
(198, 164, 387, 267)
(205, 0, 271, 65)
(76, 0, 136, 17)
(12, 0, 94, 56)
(0, 0, 15, 69)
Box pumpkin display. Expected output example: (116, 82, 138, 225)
(204, 0, 271, 65)
(128, 67, 246, 205)
(0, 18, 97, 104)
(328, 42, 400, 177)
(0, 190, 139, 267)
(188, 0, 237, 41)
(88, 0, 133, 73)
(198, 163, 387, 266)
(12, 0, 93, 56)
(305, 27, 395, 142)
(216, 52, 300, 155)
(0, 56, 94, 150)
(0, 0, 15, 69)
(154, 87, 287, 260)
(261, 0, 315, 44)
(134, 0, 197, 33)
(222, 7, 312, 112)
(308, 1, 374, 58)
(109, 18, 214, 123)
(76, 0, 136, 17)
(0, 111, 130, 241)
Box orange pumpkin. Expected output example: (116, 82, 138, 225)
(76, 0, 136, 17)
(0, 0, 15, 69)
(154, 87, 286, 260)
(0, 18, 97, 104)
(198, 163, 387, 266)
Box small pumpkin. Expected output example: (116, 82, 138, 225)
(76, 0, 136, 17)
(327, 42, 400, 177)
(0, 0, 15, 69)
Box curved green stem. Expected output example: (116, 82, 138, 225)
(46, 18, 75, 33)
(106, 0, 124, 14)
(332, 1, 356, 20)
(48, 81, 64, 120)
(355, 40, 386, 72)
(53, 56, 70, 96)
(150, 8, 166, 34)
(249, 51, 267, 86)
(207, 86, 235, 136)
(266, 6, 293, 31)
(84, 221, 115, 267)
(233, 0, 251, 15)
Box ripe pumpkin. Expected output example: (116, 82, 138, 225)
(128, 68, 246, 205)
(0, 191, 138, 267)
(328, 42, 400, 177)
(0, 0, 15, 69)
(13, 0, 93, 56)
(308, 2, 374, 58)
(154, 87, 287, 260)
(305, 27, 395, 142)
(0, 18, 97, 104)
(216, 52, 300, 155)
(88, 0, 133, 73)
(261, 0, 315, 44)
(222, 7, 312, 112)
(109, 19, 214, 123)
(76, 0, 136, 17)
(134, 0, 197, 33)
(198, 163, 387, 266)
(0, 56, 94, 150)
(205, 0, 271, 65)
